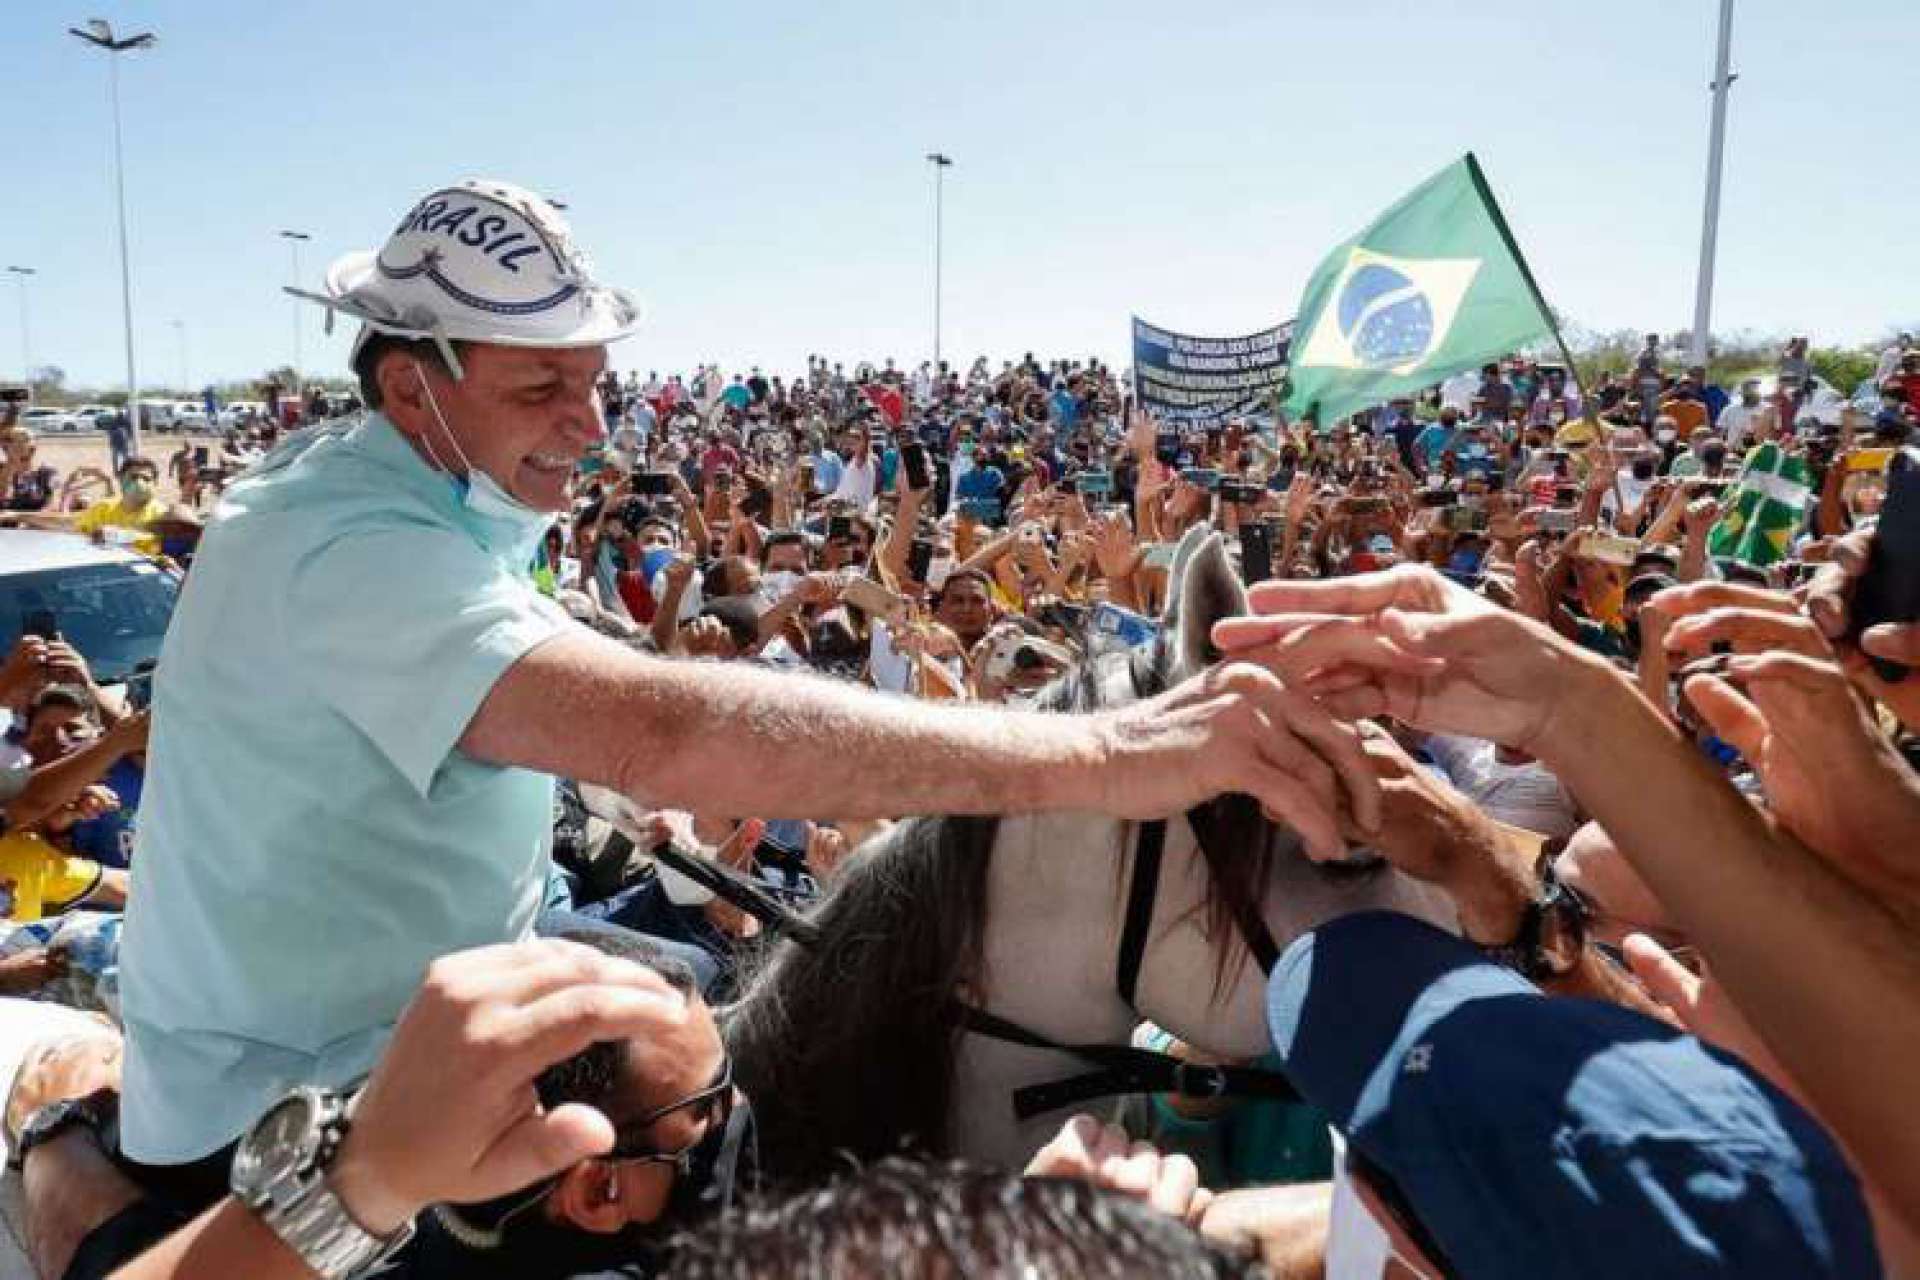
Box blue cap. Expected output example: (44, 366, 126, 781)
(1266, 912, 1879, 1279)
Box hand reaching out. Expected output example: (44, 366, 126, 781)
(1024, 1115, 1211, 1226)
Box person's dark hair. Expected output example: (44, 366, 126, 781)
(117, 454, 158, 481)
(352, 334, 470, 411)
(669, 1157, 1261, 1280)
(698, 596, 763, 652)
(759, 530, 806, 567)
(934, 567, 993, 606)
(28, 684, 92, 722)
(534, 929, 697, 1114)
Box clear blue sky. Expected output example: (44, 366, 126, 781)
(4, 0, 1915, 393)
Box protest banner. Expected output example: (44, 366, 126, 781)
(1131, 317, 1292, 427)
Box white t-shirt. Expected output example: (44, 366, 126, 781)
(1424, 734, 1579, 840)
(833, 456, 877, 509)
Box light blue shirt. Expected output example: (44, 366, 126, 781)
(119, 415, 569, 1161)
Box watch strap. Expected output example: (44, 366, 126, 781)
(265, 1174, 414, 1280)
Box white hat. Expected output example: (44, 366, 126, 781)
(287, 178, 641, 379)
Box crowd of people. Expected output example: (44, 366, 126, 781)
(0, 178, 1912, 1279)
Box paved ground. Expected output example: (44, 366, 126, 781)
(31, 431, 214, 506)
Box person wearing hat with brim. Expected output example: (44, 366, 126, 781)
(97, 180, 1398, 1275)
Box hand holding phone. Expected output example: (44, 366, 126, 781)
(1848, 447, 1920, 681)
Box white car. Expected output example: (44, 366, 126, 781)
(173, 405, 212, 432)
(1751, 375, 1848, 428)
(69, 404, 114, 431)
(19, 407, 78, 433)
(216, 401, 264, 432)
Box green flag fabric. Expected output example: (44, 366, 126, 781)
(1708, 442, 1813, 567)
(1285, 154, 1557, 426)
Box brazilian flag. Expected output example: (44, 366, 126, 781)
(1708, 443, 1813, 567)
(1285, 154, 1558, 425)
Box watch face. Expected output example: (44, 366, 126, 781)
(234, 1092, 318, 1195)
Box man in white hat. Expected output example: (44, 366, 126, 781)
(100, 180, 1391, 1271)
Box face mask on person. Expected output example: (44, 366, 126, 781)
(412, 360, 553, 557)
(122, 477, 154, 505)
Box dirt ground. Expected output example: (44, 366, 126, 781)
(32, 432, 209, 505)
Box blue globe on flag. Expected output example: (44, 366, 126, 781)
(1336, 263, 1434, 369)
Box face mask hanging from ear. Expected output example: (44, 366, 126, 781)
(411, 360, 553, 562)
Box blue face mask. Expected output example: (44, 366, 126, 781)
(412, 362, 554, 568)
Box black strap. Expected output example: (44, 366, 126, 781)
(1184, 804, 1283, 974)
(1115, 819, 1166, 1010)
(649, 843, 823, 948)
(951, 1004, 1300, 1121)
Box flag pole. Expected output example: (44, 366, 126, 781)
(1461, 152, 1590, 413)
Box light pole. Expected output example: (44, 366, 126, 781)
(279, 230, 311, 395)
(71, 19, 155, 450)
(1689, 0, 1737, 369)
(925, 152, 953, 375)
(4, 266, 33, 386)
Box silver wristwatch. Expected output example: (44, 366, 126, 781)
(230, 1086, 414, 1280)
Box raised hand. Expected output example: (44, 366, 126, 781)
(1684, 652, 1920, 922)
(327, 940, 693, 1236)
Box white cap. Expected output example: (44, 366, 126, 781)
(288, 178, 641, 379)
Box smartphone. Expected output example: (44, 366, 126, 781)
(906, 538, 935, 584)
(1075, 470, 1114, 498)
(958, 497, 1003, 524)
(827, 513, 854, 542)
(1420, 488, 1459, 509)
(126, 661, 156, 712)
(1220, 480, 1262, 506)
(1239, 522, 1274, 584)
(1180, 468, 1222, 492)
(1580, 532, 1640, 567)
(634, 471, 675, 496)
(901, 441, 932, 490)
(1849, 447, 1920, 682)
(1537, 509, 1577, 535)
(1553, 484, 1581, 507)
(1154, 431, 1180, 466)
(193, 446, 209, 468)
(840, 575, 906, 617)
(21, 609, 59, 641)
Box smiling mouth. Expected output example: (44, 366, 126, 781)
(525, 452, 573, 474)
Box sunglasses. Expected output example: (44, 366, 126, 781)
(608, 1057, 735, 1174)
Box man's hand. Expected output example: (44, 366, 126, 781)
(327, 940, 691, 1237)
(1214, 566, 1602, 756)
(1652, 581, 1831, 662)
(1092, 660, 1385, 859)
(1806, 526, 1920, 728)
(1023, 1115, 1210, 1226)
(0, 947, 67, 995)
(1685, 653, 1920, 921)
(0, 637, 47, 707)
(1347, 724, 1531, 943)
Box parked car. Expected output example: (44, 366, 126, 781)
(19, 407, 79, 434)
(215, 401, 265, 432)
(70, 405, 115, 431)
(1751, 375, 1848, 429)
(132, 399, 180, 430)
(172, 404, 212, 432)
(0, 531, 179, 686)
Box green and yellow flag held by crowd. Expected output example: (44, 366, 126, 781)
(1285, 154, 1561, 426)
(1708, 442, 1813, 567)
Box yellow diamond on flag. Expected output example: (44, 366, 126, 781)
(1291, 247, 1483, 378)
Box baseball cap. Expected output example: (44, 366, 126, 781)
(288, 179, 641, 379)
(1266, 912, 1879, 1279)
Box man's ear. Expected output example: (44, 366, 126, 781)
(549, 1161, 631, 1235)
(374, 352, 431, 434)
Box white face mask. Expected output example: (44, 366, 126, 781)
(411, 361, 553, 558)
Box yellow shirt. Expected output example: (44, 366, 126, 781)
(0, 832, 104, 923)
(73, 495, 166, 556)
(1553, 417, 1602, 449)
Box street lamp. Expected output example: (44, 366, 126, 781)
(1689, 0, 1737, 368)
(279, 230, 311, 395)
(925, 152, 953, 375)
(4, 266, 33, 386)
(171, 319, 189, 393)
(70, 18, 155, 452)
